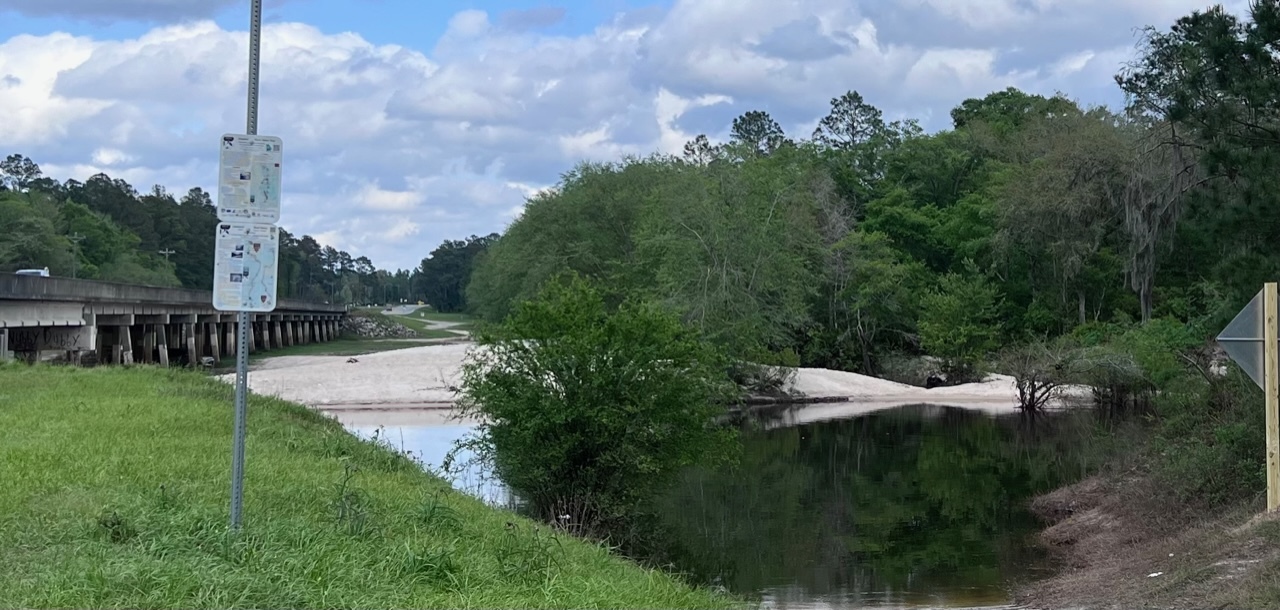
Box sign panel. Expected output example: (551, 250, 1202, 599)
(213, 222, 280, 312)
(1218, 288, 1270, 389)
(217, 133, 283, 223)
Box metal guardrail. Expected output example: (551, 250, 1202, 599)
(0, 274, 347, 313)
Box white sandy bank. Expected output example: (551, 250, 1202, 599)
(224, 343, 1090, 419)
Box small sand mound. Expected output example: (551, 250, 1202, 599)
(787, 368, 917, 398)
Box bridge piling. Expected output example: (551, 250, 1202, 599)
(156, 324, 170, 367)
(142, 326, 155, 364)
(207, 323, 220, 363)
(118, 325, 133, 365)
(186, 325, 198, 366)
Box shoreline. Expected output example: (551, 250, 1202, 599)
(1014, 472, 1279, 610)
(226, 343, 1089, 419)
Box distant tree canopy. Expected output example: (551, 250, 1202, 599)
(0, 154, 492, 309)
(463, 1, 1280, 375)
(416, 233, 499, 313)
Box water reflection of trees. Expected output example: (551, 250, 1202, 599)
(648, 405, 1083, 600)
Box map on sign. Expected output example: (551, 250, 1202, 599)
(218, 133, 283, 223)
(213, 222, 280, 312)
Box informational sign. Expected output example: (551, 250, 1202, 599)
(213, 222, 280, 312)
(217, 133, 283, 223)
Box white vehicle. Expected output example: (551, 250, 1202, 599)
(14, 268, 49, 277)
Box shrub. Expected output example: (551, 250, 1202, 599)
(917, 262, 1002, 382)
(1151, 369, 1265, 507)
(455, 273, 740, 544)
(995, 338, 1082, 413)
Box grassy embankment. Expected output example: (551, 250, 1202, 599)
(0, 363, 738, 609)
(241, 310, 460, 362)
(394, 308, 475, 337)
(1011, 320, 1280, 609)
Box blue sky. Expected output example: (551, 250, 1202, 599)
(0, 0, 1244, 271)
(0, 1, 665, 46)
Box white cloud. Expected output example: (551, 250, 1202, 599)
(0, 0, 1242, 270)
(90, 147, 135, 166)
(384, 218, 420, 241)
(355, 182, 424, 212)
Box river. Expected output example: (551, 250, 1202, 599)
(331, 403, 1075, 609)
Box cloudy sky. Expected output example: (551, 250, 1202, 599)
(0, 0, 1241, 271)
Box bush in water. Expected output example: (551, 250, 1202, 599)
(455, 272, 740, 543)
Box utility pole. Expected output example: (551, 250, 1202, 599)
(68, 232, 85, 279)
(158, 248, 176, 262)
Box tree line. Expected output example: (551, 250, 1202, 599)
(0, 155, 493, 311)
(462, 1, 1280, 379)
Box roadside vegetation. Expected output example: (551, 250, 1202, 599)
(0, 363, 737, 609)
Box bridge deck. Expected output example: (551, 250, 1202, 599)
(1, 275, 346, 363)
(0, 275, 345, 313)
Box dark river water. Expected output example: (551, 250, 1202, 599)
(339, 404, 1074, 609)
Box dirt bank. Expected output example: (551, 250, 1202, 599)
(1015, 471, 1280, 609)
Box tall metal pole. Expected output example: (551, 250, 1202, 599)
(230, 0, 263, 531)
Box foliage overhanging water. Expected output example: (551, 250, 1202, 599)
(345, 403, 1090, 609)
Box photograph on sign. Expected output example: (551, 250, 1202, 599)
(213, 222, 280, 312)
(217, 134, 283, 223)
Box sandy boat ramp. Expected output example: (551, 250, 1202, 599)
(218, 343, 1089, 427)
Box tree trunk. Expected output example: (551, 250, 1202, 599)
(1078, 291, 1086, 326)
(1140, 280, 1153, 324)
(859, 333, 873, 374)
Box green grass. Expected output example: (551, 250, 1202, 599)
(412, 310, 473, 324)
(0, 364, 739, 609)
(245, 338, 442, 361)
(392, 316, 469, 338)
(375, 309, 475, 338)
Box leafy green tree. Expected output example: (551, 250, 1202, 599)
(417, 234, 498, 312)
(949, 87, 1078, 133)
(0, 192, 74, 273)
(918, 262, 1003, 381)
(831, 231, 928, 373)
(456, 273, 739, 540)
(729, 110, 787, 157)
(0, 154, 42, 191)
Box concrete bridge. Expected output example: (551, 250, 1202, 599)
(0, 275, 347, 366)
